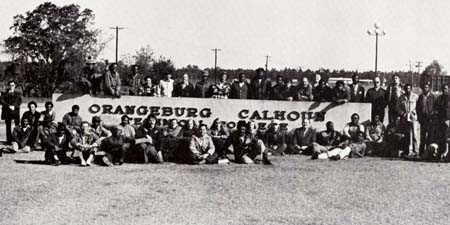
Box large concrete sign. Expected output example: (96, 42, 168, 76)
(53, 93, 371, 131)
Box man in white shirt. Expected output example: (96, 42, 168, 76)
(156, 73, 174, 97)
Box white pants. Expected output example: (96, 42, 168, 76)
(318, 147, 351, 159)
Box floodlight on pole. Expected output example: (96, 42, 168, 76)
(367, 23, 386, 77)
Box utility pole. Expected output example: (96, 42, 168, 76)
(264, 55, 271, 72)
(211, 48, 221, 83)
(415, 61, 423, 87)
(109, 26, 125, 64)
(367, 23, 386, 82)
(407, 60, 414, 85)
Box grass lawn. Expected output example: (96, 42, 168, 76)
(1, 151, 449, 225)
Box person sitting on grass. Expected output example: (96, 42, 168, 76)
(158, 119, 183, 162)
(22, 101, 41, 149)
(263, 119, 287, 155)
(317, 131, 366, 160)
(129, 115, 162, 163)
(291, 119, 316, 155)
(311, 121, 343, 159)
(365, 114, 385, 156)
(91, 116, 111, 144)
(62, 104, 83, 135)
(209, 118, 230, 159)
(188, 124, 218, 164)
(100, 126, 135, 166)
(118, 115, 135, 138)
(421, 143, 447, 162)
(43, 123, 73, 165)
(343, 113, 365, 141)
(71, 121, 99, 166)
(385, 115, 409, 158)
(38, 116, 58, 145)
(5, 117, 32, 153)
(223, 120, 272, 165)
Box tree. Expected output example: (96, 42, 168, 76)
(4, 2, 104, 97)
(420, 60, 445, 88)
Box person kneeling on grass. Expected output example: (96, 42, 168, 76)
(223, 120, 272, 165)
(100, 126, 135, 166)
(5, 117, 32, 153)
(43, 123, 73, 165)
(71, 121, 99, 166)
(188, 124, 218, 164)
(314, 131, 366, 160)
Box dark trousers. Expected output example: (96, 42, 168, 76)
(388, 105, 398, 125)
(127, 143, 162, 163)
(419, 120, 432, 156)
(372, 106, 386, 123)
(45, 147, 71, 164)
(104, 147, 127, 164)
(5, 117, 20, 144)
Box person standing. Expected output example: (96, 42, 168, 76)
(331, 81, 350, 104)
(290, 77, 313, 101)
(269, 75, 288, 101)
(416, 82, 435, 156)
(103, 63, 121, 98)
(156, 72, 175, 97)
(248, 68, 271, 100)
(385, 74, 404, 124)
(173, 73, 194, 97)
(365, 76, 387, 122)
(397, 84, 419, 157)
(230, 73, 250, 99)
(127, 65, 144, 96)
(193, 71, 211, 98)
(313, 79, 332, 102)
(349, 73, 365, 102)
(1, 80, 22, 144)
(434, 84, 450, 157)
(210, 73, 231, 99)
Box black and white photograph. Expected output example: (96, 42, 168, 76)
(1, 0, 450, 224)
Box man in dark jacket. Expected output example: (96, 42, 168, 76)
(417, 82, 435, 155)
(248, 68, 271, 100)
(1, 80, 22, 144)
(230, 73, 250, 99)
(349, 73, 365, 102)
(292, 119, 317, 155)
(269, 75, 288, 101)
(193, 71, 211, 98)
(173, 73, 194, 97)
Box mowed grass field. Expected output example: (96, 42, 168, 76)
(1, 150, 450, 225)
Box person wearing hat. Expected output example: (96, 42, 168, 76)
(91, 116, 111, 144)
(263, 119, 287, 155)
(43, 123, 73, 165)
(193, 71, 211, 98)
(99, 125, 135, 166)
(223, 120, 272, 164)
(62, 105, 83, 135)
(71, 121, 99, 166)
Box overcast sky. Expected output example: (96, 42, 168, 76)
(1, 0, 450, 72)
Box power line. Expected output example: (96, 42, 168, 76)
(109, 26, 125, 64)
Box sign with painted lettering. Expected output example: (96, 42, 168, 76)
(53, 93, 371, 131)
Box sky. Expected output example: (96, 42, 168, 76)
(1, 0, 450, 72)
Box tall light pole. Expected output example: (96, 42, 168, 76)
(264, 55, 271, 72)
(211, 48, 221, 83)
(109, 26, 125, 64)
(367, 23, 386, 77)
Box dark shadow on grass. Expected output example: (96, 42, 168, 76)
(15, 159, 49, 165)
